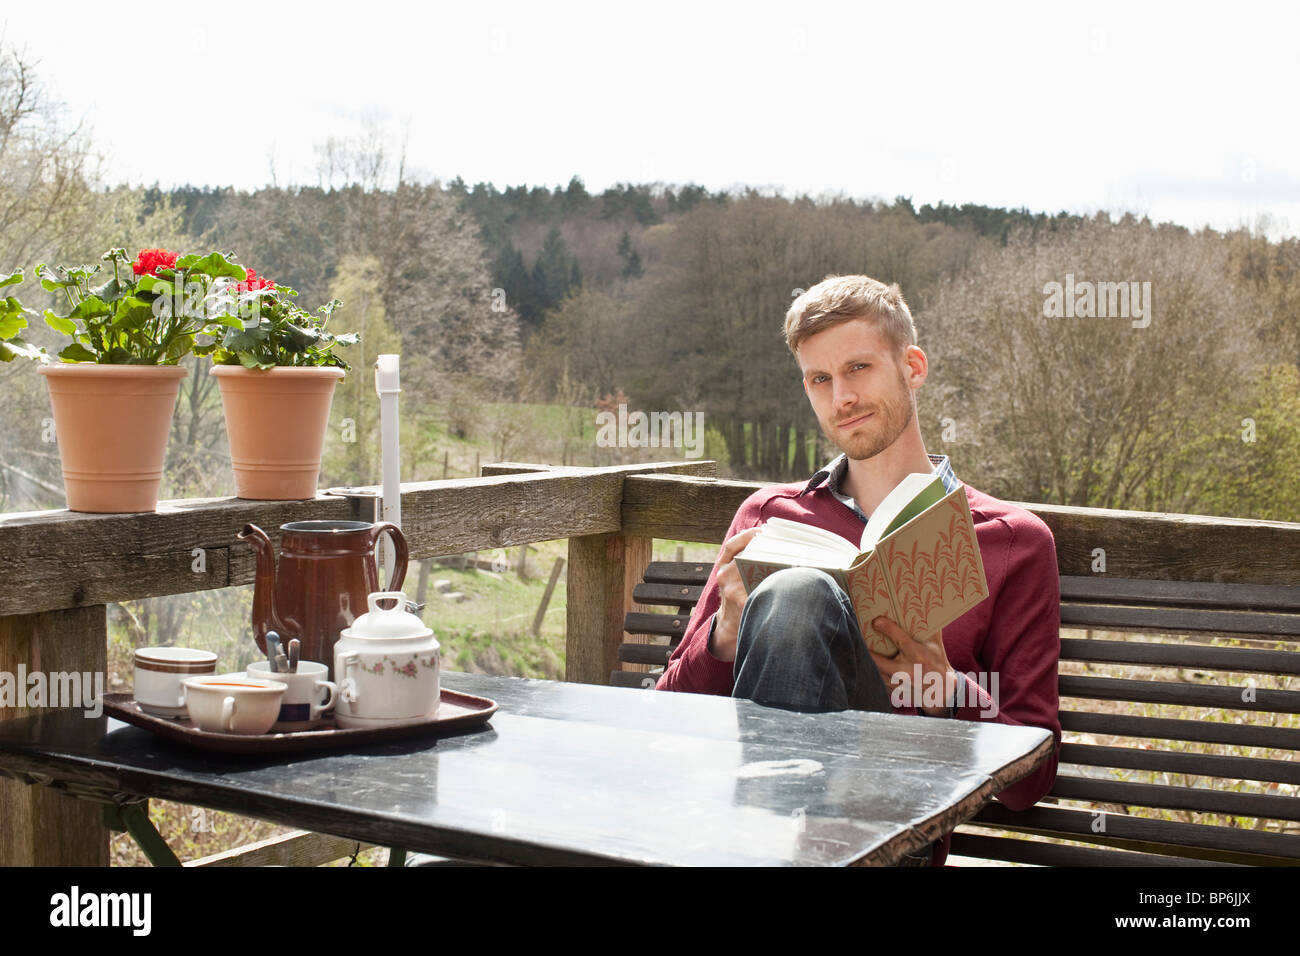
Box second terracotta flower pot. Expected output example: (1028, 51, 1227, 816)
(37, 363, 188, 513)
(211, 365, 346, 500)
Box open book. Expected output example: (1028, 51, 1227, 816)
(734, 473, 988, 657)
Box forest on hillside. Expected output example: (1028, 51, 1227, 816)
(1, 44, 1298, 524)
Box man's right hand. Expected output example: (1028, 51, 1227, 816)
(706, 526, 761, 663)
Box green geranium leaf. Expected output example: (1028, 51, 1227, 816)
(282, 323, 319, 349)
(44, 310, 78, 336)
(92, 277, 123, 302)
(110, 296, 157, 331)
(182, 253, 246, 280)
(58, 342, 97, 362)
(37, 265, 75, 292)
(173, 254, 200, 271)
(333, 332, 360, 346)
(0, 337, 44, 362)
(0, 307, 28, 339)
(237, 351, 270, 369)
(107, 347, 136, 364)
(0, 269, 23, 288)
(220, 327, 266, 352)
(164, 332, 195, 362)
(69, 295, 112, 321)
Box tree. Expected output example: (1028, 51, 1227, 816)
(528, 288, 632, 398)
(528, 226, 579, 324)
(319, 255, 403, 488)
(617, 231, 643, 279)
(922, 217, 1264, 514)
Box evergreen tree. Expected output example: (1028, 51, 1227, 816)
(530, 226, 577, 321)
(617, 231, 643, 279)
(563, 175, 590, 213)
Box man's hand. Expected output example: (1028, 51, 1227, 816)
(705, 527, 761, 663)
(869, 616, 957, 716)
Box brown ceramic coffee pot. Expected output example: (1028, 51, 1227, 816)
(240, 520, 409, 679)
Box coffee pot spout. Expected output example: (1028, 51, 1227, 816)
(238, 523, 282, 654)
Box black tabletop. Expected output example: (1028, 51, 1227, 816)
(0, 672, 1052, 866)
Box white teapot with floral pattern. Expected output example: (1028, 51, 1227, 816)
(335, 591, 440, 728)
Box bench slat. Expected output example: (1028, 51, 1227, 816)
(642, 561, 713, 585)
(1059, 743, 1300, 785)
(632, 582, 703, 607)
(1060, 710, 1300, 751)
(948, 832, 1242, 867)
(1059, 675, 1300, 713)
(1061, 576, 1300, 612)
(623, 612, 689, 640)
(1051, 774, 1300, 821)
(618, 642, 672, 665)
(1061, 603, 1300, 636)
(971, 803, 1300, 865)
(1060, 637, 1300, 674)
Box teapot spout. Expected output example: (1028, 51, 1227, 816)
(238, 523, 281, 654)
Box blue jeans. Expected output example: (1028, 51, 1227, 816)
(732, 567, 893, 713)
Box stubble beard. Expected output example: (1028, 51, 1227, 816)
(824, 371, 915, 462)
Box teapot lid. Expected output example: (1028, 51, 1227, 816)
(344, 592, 435, 642)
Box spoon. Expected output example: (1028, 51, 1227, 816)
(266, 630, 285, 673)
(288, 638, 300, 674)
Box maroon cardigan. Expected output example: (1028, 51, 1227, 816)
(656, 479, 1062, 865)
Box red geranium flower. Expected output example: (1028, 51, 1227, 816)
(230, 267, 276, 295)
(131, 248, 179, 276)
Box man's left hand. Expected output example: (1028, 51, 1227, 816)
(869, 616, 957, 716)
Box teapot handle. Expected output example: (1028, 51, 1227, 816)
(369, 521, 408, 592)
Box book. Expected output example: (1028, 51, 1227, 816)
(733, 473, 988, 657)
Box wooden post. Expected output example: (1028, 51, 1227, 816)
(566, 534, 652, 685)
(0, 605, 109, 866)
(415, 559, 431, 606)
(531, 557, 565, 637)
(442, 450, 449, 479)
(517, 545, 528, 581)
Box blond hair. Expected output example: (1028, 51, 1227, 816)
(784, 275, 916, 356)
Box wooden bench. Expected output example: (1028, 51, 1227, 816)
(610, 563, 1300, 866)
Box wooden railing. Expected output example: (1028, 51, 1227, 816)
(3, 459, 1299, 865)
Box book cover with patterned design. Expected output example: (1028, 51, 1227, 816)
(735, 486, 988, 657)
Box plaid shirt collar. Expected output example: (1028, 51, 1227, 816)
(801, 453, 961, 522)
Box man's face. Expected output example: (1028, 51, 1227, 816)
(796, 318, 922, 461)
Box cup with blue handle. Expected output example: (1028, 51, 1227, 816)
(246, 660, 337, 731)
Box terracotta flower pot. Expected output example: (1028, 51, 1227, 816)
(37, 363, 188, 513)
(211, 365, 346, 500)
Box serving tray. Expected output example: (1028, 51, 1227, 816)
(102, 688, 498, 754)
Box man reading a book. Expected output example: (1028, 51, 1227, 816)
(655, 274, 1061, 866)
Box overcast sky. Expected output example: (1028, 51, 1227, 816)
(4, 1, 1298, 235)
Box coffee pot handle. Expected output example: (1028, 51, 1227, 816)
(369, 521, 408, 591)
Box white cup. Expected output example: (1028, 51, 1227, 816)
(182, 675, 285, 735)
(246, 661, 338, 731)
(134, 647, 217, 717)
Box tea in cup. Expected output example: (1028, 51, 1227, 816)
(134, 647, 218, 717)
(182, 675, 285, 735)
(246, 661, 338, 732)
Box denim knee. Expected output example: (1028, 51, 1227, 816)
(739, 567, 850, 655)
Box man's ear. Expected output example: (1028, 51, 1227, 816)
(904, 345, 928, 388)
